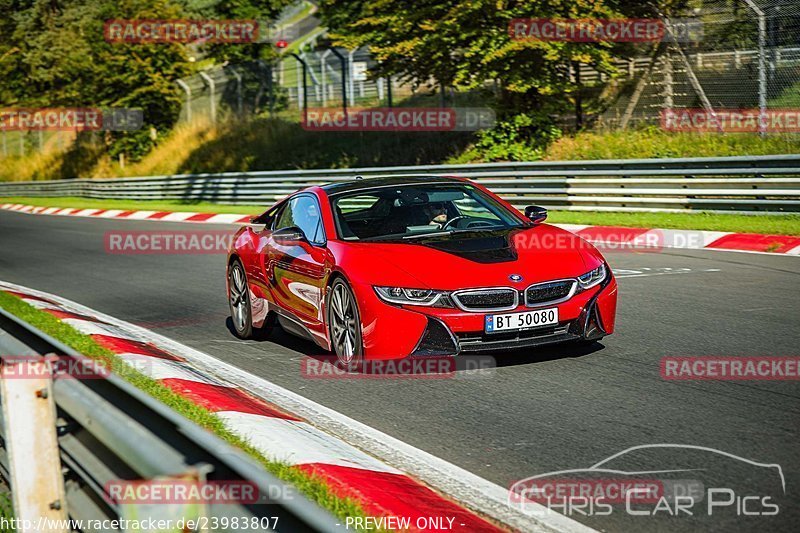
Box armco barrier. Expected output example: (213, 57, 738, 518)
(0, 307, 342, 532)
(1, 154, 799, 213)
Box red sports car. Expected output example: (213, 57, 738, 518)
(227, 176, 617, 365)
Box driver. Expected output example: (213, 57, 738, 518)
(424, 202, 448, 227)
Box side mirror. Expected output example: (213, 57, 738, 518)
(524, 206, 547, 224)
(273, 226, 308, 246)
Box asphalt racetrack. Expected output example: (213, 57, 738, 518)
(1, 209, 798, 532)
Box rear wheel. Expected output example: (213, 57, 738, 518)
(228, 259, 253, 339)
(327, 278, 363, 368)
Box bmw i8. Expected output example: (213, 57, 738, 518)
(227, 175, 618, 365)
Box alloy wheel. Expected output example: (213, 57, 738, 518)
(329, 282, 359, 364)
(229, 263, 249, 335)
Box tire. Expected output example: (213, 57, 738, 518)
(327, 278, 364, 368)
(228, 259, 253, 339)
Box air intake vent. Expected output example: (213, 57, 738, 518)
(525, 280, 576, 306)
(452, 288, 517, 312)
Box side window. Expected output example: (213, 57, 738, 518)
(453, 196, 503, 221)
(272, 202, 293, 231)
(274, 195, 325, 245)
(337, 194, 381, 214)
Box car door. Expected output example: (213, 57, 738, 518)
(266, 194, 330, 333)
(234, 203, 283, 328)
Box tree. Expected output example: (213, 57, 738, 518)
(0, 0, 291, 165)
(319, 0, 675, 159)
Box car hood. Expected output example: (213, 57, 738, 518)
(339, 225, 602, 290)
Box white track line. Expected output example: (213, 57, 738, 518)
(206, 213, 250, 224)
(159, 212, 199, 222)
(124, 210, 159, 219)
(94, 209, 128, 218)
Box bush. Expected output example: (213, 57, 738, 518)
(451, 113, 562, 163)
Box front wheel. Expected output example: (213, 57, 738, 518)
(327, 278, 363, 368)
(228, 259, 253, 339)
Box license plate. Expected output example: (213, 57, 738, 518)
(485, 308, 559, 333)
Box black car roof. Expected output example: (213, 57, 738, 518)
(320, 175, 463, 196)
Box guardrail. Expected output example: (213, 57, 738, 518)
(0, 308, 341, 532)
(1, 154, 799, 213)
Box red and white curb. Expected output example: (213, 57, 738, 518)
(0, 280, 594, 533)
(0, 203, 251, 224)
(556, 224, 800, 256)
(3, 201, 798, 256)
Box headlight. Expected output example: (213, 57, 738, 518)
(577, 264, 607, 291)
(374, 286, 450, 307)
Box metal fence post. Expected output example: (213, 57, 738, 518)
(663, 51, 673, 110)
(348, 49, 356, 105)
(0, 358, 68, 532)
(329, 47, 348, 114)
(230, 67, 243, 115)
(267, 62, 275, 114)
(199, 72, 216, 124)
(744, 0, 767, 136)
(290, 53, 309, 122)
(294, 58, 303, 109)
(572, 62, 583, 129)
(176, 79, 192, 123)
(320, 49, 331, 107)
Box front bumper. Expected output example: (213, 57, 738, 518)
(353, 274, 618, 359)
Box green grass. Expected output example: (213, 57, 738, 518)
(543, 126, 800, 161)
(547, 211, 800, 236)
(0, 196, 264, 215)
(0, 291, 380, 530)
(0, 492, 12, 533)
(769, 81, 800, 108)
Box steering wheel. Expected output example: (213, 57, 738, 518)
(441, 216, 469, 230)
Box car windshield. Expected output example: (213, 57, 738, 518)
(330, 183, 524, 241)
